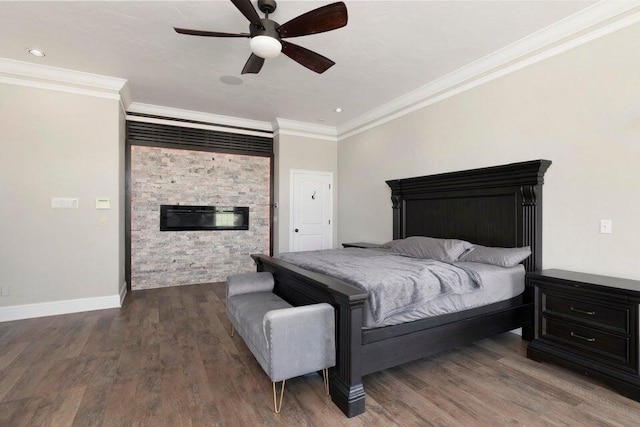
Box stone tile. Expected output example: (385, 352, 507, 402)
(131, 147, 270, 290)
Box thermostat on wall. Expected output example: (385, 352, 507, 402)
(95, 198, 111, 210)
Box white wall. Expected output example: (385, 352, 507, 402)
(338, 23, 640, 280)
(274, 133, 338, 254)
(0, 83, 123, 316)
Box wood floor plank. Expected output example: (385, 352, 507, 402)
(4, 359, 56, 402)
(100, 377, 139, 427)
(0, 396, 50, 427)
(2, 281, 640, 426)
(0, 342, 28, 371)
(44, 385, 87, 427)
(70, 353, 119, 427)
(0, 365, 28, 402)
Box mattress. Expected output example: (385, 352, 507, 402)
(278, 248, 525, 329)
(362, 261, 525, 328)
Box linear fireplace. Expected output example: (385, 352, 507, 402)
(160, 205, 249, 231)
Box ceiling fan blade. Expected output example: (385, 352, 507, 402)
(241, 54, 265, 74)
(174, 27, 250, 38)
(281, 41, 335, 74)
(230, 0, 262, 28)
(278, 2, 348, 38)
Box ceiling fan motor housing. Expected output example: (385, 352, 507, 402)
(258, 0, 277, 15)
(250, 18, 280, 40)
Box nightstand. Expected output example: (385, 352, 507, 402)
(527, 269, 640, 401)
(341, 242, 382, 249)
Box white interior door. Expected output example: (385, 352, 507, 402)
(291, 170, 333, 252)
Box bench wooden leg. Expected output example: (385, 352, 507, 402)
(272, 380, 286, 413)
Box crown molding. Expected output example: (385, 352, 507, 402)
(273, 118, 338, 142)
(128, 102, 273, 133)
(120, 82, 132, 113)
(337, 1, 640, 140)
(0, 58, 127, 101)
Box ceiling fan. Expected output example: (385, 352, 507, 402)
(174, 0, 348, 75)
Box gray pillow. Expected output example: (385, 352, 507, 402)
(388, 236, 473, 263)
(381, 239, 402, 249)
(460, 245, 531, 267)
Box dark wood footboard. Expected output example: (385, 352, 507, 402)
(252, 254, 368, 417)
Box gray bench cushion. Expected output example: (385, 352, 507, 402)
(227, 291, 292, 374)
(265, 304, 335, 382)
(227, 271, 274, 298)
(226, 272, 336, 385)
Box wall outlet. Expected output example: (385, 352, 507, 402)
(0, 286, 9, 297)
(600, 219, 613, 234)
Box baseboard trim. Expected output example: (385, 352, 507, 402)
(119, 282, 127, 305)
(0, 294, 121, 322)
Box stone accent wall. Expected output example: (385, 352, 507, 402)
(131, 146, 270, 290)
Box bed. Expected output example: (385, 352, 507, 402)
(277, 247, 527, 329)
(252, 159, 551, 417)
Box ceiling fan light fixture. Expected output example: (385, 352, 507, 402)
(249, 35, 282, 59)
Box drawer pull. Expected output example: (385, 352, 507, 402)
(570, 332, 596, 342)
(570, 307, 595, 316)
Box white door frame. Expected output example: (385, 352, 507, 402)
(289, 169, 333, 251)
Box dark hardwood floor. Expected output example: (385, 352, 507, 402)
(2, 283, 640, 426)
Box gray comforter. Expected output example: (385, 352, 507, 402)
(278, 248, 482, 323)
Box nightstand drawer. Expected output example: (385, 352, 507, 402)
(528, 269, 640, 400)
(542, 291, 629, 333)
(542, 317, 632, 368)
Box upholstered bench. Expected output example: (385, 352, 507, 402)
(226, 272, 336, 413)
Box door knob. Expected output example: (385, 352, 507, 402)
(294, 229, 299, 232)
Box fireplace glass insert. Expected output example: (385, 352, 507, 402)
(160, 205, 249, 231)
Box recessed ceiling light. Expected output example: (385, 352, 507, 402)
(335, 107, 343, 113)
(28, 49, 46, 57)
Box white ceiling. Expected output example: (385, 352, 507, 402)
(0, 1, 599, 128)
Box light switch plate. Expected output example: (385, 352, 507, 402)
(51, 198, 79, 208)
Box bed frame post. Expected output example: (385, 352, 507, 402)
(520, 183, 544, 340)
(329, 296, 366, 417)
(391, 194, 403, 239)
(251, 254, 368, 417)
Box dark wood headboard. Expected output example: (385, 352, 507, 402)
(386, 160, 551, 272)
